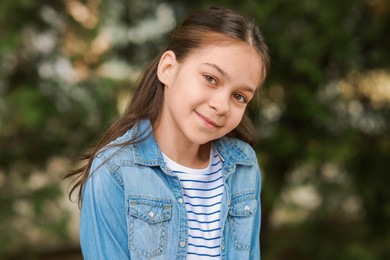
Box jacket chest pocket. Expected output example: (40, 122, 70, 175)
(127, 197, 172, 258)
(228, 192, 257, 251)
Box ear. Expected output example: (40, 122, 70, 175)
(157, 50, 177, 86)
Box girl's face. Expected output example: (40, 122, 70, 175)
(157, 40, 263, 147)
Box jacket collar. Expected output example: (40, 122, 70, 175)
(131, 120, 256, 175)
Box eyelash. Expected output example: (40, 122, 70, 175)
(203, 74, 217, 85)
(233, 93, 248, 103)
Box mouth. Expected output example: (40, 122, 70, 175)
(196, 111, 220, 128)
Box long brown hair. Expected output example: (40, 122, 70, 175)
(66, 6, 270, 206)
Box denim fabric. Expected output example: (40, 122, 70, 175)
(80, 120, 262, 260)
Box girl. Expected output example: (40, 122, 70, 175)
(67, 6, 269, 260)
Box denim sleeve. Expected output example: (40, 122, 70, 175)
(80, 157, 130, 259)
(249, 166, 261, 260)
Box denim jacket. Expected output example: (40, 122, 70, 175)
(80, 120, 262, 260)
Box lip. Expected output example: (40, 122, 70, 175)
(196, 111, 219, 128)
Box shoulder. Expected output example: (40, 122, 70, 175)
(92, 119, 159, 174)
(85, 129, 136, 188)
(95, 129, 137, 171)
(214, 136, 258, 165)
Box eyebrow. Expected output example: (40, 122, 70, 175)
(202, 62, 229, 79)
(241, 86, 256, 94)
(201, 62, 256, 94)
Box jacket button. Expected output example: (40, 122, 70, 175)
(244, 205, 250, 211)
(148, 211, 154, 217)
(178, 198, 184, 204)
(179, 241, 186, 247)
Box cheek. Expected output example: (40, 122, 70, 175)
(173, 74, 196, 95)
(176, 83, 206, 105)
(229, 109, 246, 128)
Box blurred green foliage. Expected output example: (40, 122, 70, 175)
(0, 0, 389, 259)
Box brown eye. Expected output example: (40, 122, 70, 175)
(233, 93, 247, 103)
(204, 75, 217, 85)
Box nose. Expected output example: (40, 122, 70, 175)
(209, 92, 229, 116)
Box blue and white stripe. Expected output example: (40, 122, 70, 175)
(163, 147, 223, 259)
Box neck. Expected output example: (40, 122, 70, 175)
(154, 122, 211, 169)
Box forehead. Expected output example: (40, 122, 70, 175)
(183, 39, 264, 88)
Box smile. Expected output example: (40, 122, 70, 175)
(196, 111, 220, 128)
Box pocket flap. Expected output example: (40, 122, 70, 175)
(228, 193, 257, 217)
(129, 197, 172, 224)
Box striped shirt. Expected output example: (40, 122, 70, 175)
(162, 147, 223, 259)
